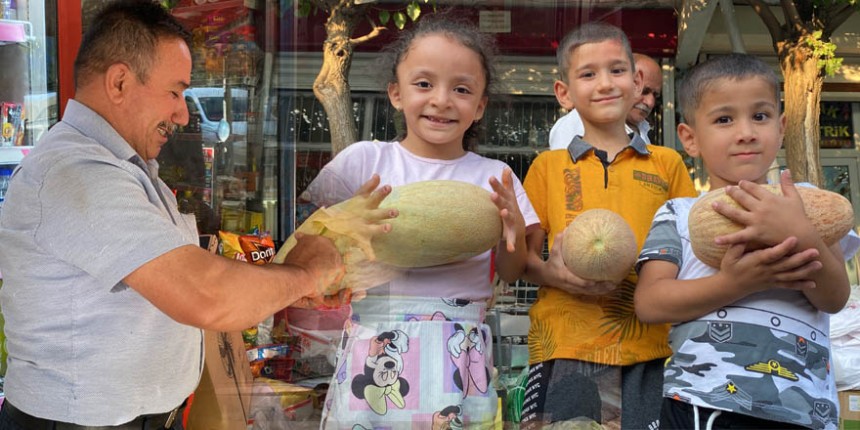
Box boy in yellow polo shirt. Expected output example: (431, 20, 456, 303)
(520, 22, 697, 429)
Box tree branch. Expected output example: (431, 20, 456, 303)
(351, 25, 386, 45)
(780, 0, 804, 32)
(314, 0, 335, 10)
(747, 0, 783, 41)
(824, 3, 857, 37)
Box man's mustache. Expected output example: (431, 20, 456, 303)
(633, 103, 651, 115)
(158, 121, 178, 137)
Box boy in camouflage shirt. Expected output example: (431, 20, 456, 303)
(635, 53, 860, 429)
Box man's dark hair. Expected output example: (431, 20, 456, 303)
(74, 0, 191, 89)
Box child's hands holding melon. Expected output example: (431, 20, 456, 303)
(276, 174, 401, 300)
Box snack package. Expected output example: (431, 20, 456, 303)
(248, 378, 316, 427)
(218, 230, 247, 262)
(1, 103, 23, 147)
(219, 230, 275, 265)
(247, 344, 291, 380)
(218, 230, 277, 350)
(239, 233, 275, 265)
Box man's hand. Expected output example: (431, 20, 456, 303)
(282, 232, 345, 296)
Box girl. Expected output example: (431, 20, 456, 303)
(302, 14, 540, 429)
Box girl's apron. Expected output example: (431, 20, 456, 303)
(320, 296, 497, 429)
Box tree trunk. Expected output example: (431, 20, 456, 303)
(314, 2, 363, 156)
(778, 41, 824, 187)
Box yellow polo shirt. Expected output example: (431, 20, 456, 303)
(523, 136, 697, 366)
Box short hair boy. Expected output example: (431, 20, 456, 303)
(520, 22, 697, 429)
(635, 53, 860, 429)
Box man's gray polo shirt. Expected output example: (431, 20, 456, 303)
(0, 100, 203, 425)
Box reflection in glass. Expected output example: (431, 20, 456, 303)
(823, 165, 851, 203)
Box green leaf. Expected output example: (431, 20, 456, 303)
(379, 10, 390, 25)
(803, 29, 844, 76)
(407, 2, 421, 21)
(297, 0, 311, 17)
(393, 11, 406, 29)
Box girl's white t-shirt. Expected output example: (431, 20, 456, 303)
(303, 140, 539, 301)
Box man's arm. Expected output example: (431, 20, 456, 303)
(125, 233, 342, 332)
(126, 177, 397, 332)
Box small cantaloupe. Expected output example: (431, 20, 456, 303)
(372, 180, 503, 268)
(688, 185, 855, 268)
(561, 208, 638, 283)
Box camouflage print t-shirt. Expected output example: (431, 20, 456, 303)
(637, 193, 860, 430)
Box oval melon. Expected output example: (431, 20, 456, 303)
(272, 180, 502, 296)
(561, 208, 638, 283)
(689, 185, 855, 268)
(373, 180, 503, 268)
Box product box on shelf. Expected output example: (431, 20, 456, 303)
(840, 390, 860, 430)
(186, 233, 255, 429)
(186, 330, 255, 429)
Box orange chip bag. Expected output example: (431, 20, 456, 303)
(219, 231, 275, 265)
(240, 233, 275, 265)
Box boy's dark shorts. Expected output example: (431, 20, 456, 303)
(660, 398, 806, 430)
(520, 357, 663, 430)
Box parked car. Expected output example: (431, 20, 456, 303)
(184, 87, 249, 142)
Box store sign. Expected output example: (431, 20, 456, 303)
(479, 11, 511, 33)
(820, 101, 855, 149)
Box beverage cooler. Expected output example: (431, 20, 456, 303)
(0, 0, 57, 209)
(0, 0, 58, 402)
(157, 0, 282, 241)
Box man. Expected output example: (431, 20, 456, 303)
(0, 1, 392, 428)
(548, 53, 663, 149)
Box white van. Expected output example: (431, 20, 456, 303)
(184, 87, 249, 142)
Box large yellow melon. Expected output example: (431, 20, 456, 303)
(372, 180, 503, 268)
(272, 180, 502, 296)
(561, 208, 638, 283)
(689, 185, 855, 268)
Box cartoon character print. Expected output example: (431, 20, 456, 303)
(432, 405, 465, 430)
(407, 310, 449, 322)
(447, 323, 489, 398)
(351, 329, 411, 415)
(442, 298, 471, 308)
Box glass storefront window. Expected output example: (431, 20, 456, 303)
(820, 101, 855, 149)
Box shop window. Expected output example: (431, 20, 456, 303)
(281, 90, 559, 185)
(820, 101, 855, 149)
(484, 97, 559, 149)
